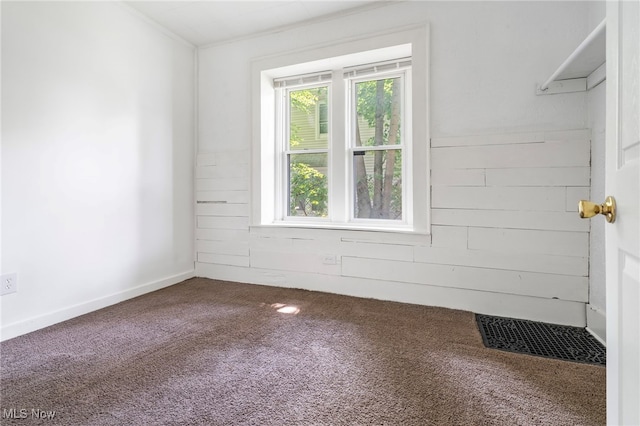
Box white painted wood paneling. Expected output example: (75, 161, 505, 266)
(196, 229, 249, 244)
(249, 235, 295, 251)
(196, 129, 593, 327)
(195, 216, 249, 230)
(485, 167, 590, 187)
(196, 203, 249, 217)
(194, 226, 249, 241)
(431, 169, 485, 186)
(292, 238, 344, 255)
(198, 253, 250, 267)
(432, 186, 567, 211)
(431, 225, 468, 248)
(467, 227, 589, 257)
(250, 250, 341, 275)
(342, 257, 588, 302)
(431, 208, 589, 232)
(197, 190, 249, 204)
(566, 187, 590, 211)
(544, 129, 591, 142)
(197, 153, 217, 167)
(431, 131, 545, 147)
(196, 164, 249, 179)
(197, 150, 249, 167)
(197, 240, 249, 256)
(250, 235, 416, 262)
(341, 240, 415, 261)
(196, 178, 248, 191)
(413, 246, 588, 276)
(431, 140, 589, 170)
(431, 130, 590, 148)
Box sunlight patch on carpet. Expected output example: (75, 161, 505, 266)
(267, 303, 300, 314)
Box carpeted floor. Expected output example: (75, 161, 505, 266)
(0, 278, 605, 425)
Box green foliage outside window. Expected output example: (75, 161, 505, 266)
(289, 162, 328, 217)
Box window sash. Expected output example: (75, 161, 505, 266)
(347, 70, 408, 224)
(278, 83, 332, 220)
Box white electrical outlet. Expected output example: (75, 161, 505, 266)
(1, 273, 17, 296)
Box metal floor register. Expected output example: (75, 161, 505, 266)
(476, 314, 606, 366)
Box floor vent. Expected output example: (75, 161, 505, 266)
(476, 314, 606, 366)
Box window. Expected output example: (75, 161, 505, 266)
(252, 27, 429, 233)
(274, 60, 411, 227)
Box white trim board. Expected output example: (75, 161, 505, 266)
(586, 303, 606, 346)
(0, 270, 195, 342)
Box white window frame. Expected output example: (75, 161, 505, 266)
(251, 25, 430, 234)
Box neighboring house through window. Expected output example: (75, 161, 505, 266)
(317, 100, 328, 137)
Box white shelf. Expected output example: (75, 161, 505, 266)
(537, 19, 606, 95)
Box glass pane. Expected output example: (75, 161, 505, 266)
(318, 102, 328, 135)
(289, 86, 328, 150)
(288, 153, 328, 217)
(353, 149, 402, 220)
(354, 77, 401, 147)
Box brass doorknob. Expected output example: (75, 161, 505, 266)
(578, 196, 616, 223)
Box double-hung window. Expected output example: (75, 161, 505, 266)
(273, 59, 412, 229)
(253, 28, 429, 234)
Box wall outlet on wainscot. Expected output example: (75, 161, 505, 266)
(1, 273, 18, 296)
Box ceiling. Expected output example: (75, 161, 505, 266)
(125, 1, 389, 47)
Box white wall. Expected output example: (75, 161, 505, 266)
(196, 1, 594, 326)
(1, 1, 195, 340)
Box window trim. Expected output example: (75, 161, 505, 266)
(251, 24, 430, 234)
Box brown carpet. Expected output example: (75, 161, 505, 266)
(0, 278, 605, 425)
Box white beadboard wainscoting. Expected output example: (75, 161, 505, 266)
(195, 129, 591, 327)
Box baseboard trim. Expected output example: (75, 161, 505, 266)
(586, 303, 606, 345)
(195, 262, 587, 327)
(0, 270, 195, 342)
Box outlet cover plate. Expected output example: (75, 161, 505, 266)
(1, 273, 17, 296)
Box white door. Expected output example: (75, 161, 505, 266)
(606, 1, 640, 424)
